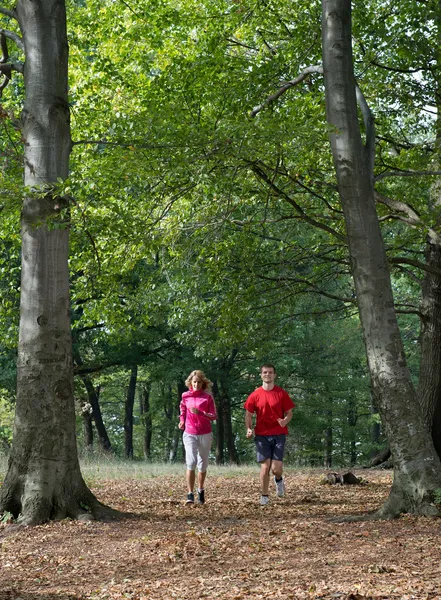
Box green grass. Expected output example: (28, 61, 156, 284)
(0, 452, 259, 483)
(0, 452, 327, 484)
(79, 457, 258, 481)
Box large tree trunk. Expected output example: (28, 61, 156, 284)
(322, 0, 441, 516)
(417, 241, 441, 455)
(124, 365, 137, 459)
(418, 17, 441, 454)
(0, 0, 107, 525)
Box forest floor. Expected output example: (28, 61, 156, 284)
(1, 468, 441, 600)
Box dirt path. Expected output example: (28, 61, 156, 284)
(1, 470, 440, 599)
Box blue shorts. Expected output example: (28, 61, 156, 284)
(255, 434, 286, 463)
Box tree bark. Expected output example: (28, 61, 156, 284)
(417, 242, 441, 449)
(324, 408, 333, 468)
(169, 380, 186, 463)
(218, 378, 239, 464)
(81, 401, 94, 451)
(347, 397, 357, 466)
(163, 383, 178, 462)
(0, 0, 108, 525)
(124, 365, 137, 459)
(213, 380, 225, 465)
(322, 0, 441, 517)
(73, 348, 112, 452)
(417, 12, 441, 454)
(140, 382, 152, 460)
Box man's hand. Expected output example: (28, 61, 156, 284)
(246, 428, 254, 438)
(277, 409, 293, 428)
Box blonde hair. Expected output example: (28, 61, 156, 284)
(185, 369, 212, 392)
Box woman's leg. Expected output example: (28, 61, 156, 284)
(187, 469, 196, 493)
(183, 433, 198, 497)
(198, 470, 207, 490)
(196, 433, 212, 503)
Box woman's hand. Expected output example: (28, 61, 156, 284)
(189, 407, 200, 415)
(178, 421, 185, 430)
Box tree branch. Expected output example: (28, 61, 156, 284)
(0, 7, 16, 19)
(370, 58, 432, 74)
(0, 28, 24, 53)
(250, 65, 323, 117)
(390, 256, 441, 277)
(255, 272, 355, 304)
(250, 161, 346, 242)
(375, 169, 441, 182)
(0, 33, 23, 96)
(375, 191, 441, 244)
(355, 85, 375, 174)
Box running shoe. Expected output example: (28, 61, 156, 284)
(274, 476, 285, 497)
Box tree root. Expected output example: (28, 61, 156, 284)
(328, 500, 441, 523)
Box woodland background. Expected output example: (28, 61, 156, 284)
(3, 1, 441, 596)
(0, 0, 436, 470)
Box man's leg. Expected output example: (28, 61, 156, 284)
(255, 436, 271, 504)
(271, 435, 287, 497)
(260, 458, 272, 495)
(271, 459, 283, 480)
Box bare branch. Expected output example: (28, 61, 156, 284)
(375, 191, 420, 220)
(0, 64, 10, 95)
(226, 37, 257, 51)
(250, 160, 346, 242)
(0, 7, 16, 19)
(0, 28, 24, 53)
(375, 191, 441, 244)
(370, 58, 432, 74)
(256, 272, 355, 304)
(355, 85, 375, 173)
(375, 169, 441, 182)
(0, 32, 7, 63)
(0, 33, 23, 96)
(378, 213, 422, 228)
(250, 65, 323, 118)
(390, 256, 441, 277)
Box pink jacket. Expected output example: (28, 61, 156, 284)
(180, 389, 217, 435)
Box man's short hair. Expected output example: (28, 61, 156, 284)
(260, 363, 276, 373)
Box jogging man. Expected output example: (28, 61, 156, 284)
(244, 363, 295, 505)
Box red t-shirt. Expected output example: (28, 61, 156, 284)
(244, 385, 295, 436)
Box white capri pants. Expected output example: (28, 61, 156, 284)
(183, 432, 213, 472)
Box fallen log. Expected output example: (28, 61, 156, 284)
(323, 471, 363, 485)
(368, 447, 391, 467)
